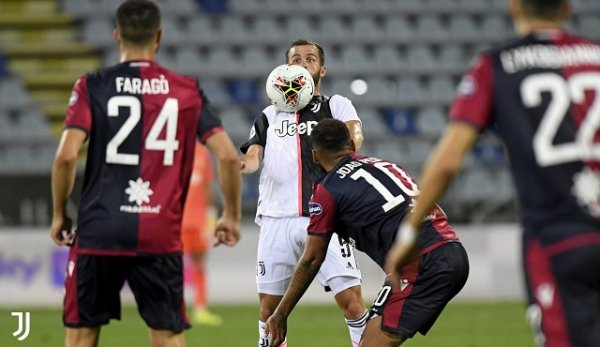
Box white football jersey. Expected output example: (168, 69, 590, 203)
(241, 95, 361, 224)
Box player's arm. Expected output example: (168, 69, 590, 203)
(205, 131, 242, 246)
(50, 129, 86, 246)
(240, 144, 263, 174)
(386, 122, 478, 279)
(345, 120, 364, 152)
(265, 233, 331, 346)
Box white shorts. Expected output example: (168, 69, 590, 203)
(256, 216, 362, 296)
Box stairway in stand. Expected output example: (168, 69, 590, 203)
(0, 0, 101, 137)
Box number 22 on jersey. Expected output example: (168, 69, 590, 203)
(521, 72, 600, 167)
(106, 96, 180, 166)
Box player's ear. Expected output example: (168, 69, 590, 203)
(350, 139, 356, 153)
(113, 29, 122, 44)
(311, 149, 319, 165)
(320, 65, 327, 79)
(156, 28, 163, 45)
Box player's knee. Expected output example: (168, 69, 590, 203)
(335, 287, 366, 319)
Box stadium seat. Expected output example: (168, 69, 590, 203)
(356, 107, 392, 138)
(351, 17, 382, 42)
(198, 79, 232, 107)
(363, 77, 398, 105)
(174, 47, 203, 75)
(373, 46, 406, 74)
(252, 17, 285, 43)
(188, 16, 218, 45)
(0, 77, 32, 110)
(317, 17, 348, 42)
(396, 78, 426, 105)
(196, 0, 228, 14)
(382, 108, 418, 136)
(383, 16, 414, 42)
(204, 47, 239, 75)
(285, 17, 317, 40)
(217, 17, 250, 44)
(160, 17, 188, 46)
(339, 46, 373, 74)
(439, 45, 466, 72)
(449, 16, 480, 42)
(373, 141, 408, 168)
(240, 48, 273, 77)
(219, 107, 252, 140)
(227, 78, 260, 104)
(407, 46, 437, 73)
(416, 106, 447, 138)
(82, 18, 114, 49)
(415, 15, 448, 42)
(481, 15, 510, 41)
(428, 76, 456, 104)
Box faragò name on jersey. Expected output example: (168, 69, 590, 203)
(115, 75, 170, 95)
(336, 157, 381, 179)
(500, 43, 600, 74)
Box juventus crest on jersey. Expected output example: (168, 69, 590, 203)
(241, 95, 361, 223)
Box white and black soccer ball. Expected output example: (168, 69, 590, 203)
(265, 64, 315, 112)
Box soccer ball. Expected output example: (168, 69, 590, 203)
(265, 64, 315, 112)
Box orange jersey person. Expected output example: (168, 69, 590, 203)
(182, 143, 214, 253)
(181, 143, 222, 326)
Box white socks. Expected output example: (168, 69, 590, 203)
(345, 309, 369, 347)
(258, 320, 287, 347)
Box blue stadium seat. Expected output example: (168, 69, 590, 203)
(196, 0, 228, 14)
(382, 108, 418, 136)
(227, 79, 260, 104)
(0, 53, 9, 77)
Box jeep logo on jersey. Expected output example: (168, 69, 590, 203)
(309, 202, 322, 215)
(275, 120, 318, 137)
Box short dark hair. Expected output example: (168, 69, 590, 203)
(116, 0, 161, 45)
(520, 0, 566, 20)
(286, 39, 326, 65)
(311, 119, 351, 154)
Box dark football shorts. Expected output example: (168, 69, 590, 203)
(369, 241, 469, 338)
(523, 225, 600, 347)
(63, 248, 190, 332)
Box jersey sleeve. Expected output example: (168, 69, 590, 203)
(449, 54, 494, 130)
(329, 95, 361, 123)
(196, 85, 224, 143)
(307, 183, 337, 237)
(64, 76, 92, 133)
(240, 112, 269, 154)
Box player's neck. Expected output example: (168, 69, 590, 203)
(119, 47, 157, 63)
(515, 19, 563, 37)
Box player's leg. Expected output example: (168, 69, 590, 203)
(128, 254, 190, 347)
(65, 327, 101, 347)
(366, 242, 468, 345)
(183, 222, 222, 326)
(148, 329, 186, 347)
(256, 217, 298, 347)
(314, 231, 366, 347)
(359, 316, 405, 347)
(63, 249, 129, 347)
(524, 230, 600, 347)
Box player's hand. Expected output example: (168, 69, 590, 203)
(49, 214, 75, 247)
(213, 215, 240, 247)
(265, 311, 287, 347)
(385, 223, 418, 289)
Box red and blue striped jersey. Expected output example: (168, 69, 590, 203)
(451, 30, 600, 231)
(307, 154, 457, 268)
(65, 60, 223, 255)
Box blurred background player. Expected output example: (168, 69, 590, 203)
(49, 1, 241, 346)
(265, 119, 469, 347)
(387, 1, 600, 346)
(240, 39, 367, 347)
(181, 142, 222, 326)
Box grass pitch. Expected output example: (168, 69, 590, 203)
(0, 302, 534, 347)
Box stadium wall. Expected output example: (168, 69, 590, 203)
(0, 223, 524, 307)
